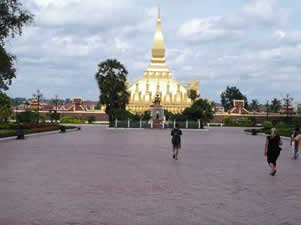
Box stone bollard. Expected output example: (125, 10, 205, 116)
(60, 126, 66, 133)
(16, 126, 25, 140)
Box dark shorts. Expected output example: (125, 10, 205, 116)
(267, 150, 280, 166)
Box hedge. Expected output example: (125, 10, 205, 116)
(0, 125, 77, 138)
(244, 127, 294, 137)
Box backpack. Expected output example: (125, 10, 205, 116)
(172, 129, 181, 145)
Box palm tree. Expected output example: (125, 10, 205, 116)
(95, 59, 130, 122)
(249, 99, 259, 112)
(188, 89, 200, 103)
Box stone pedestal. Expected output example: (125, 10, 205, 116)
(151, 106, 164, 129)
(153, 119, 161, 129)
(151, 106, 164, 121)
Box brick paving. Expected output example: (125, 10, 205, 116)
(0, 126, 300, 225)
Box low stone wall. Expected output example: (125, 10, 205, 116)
(13, 111, 109, 121)
(211, 114, 301, 123)
(12, 111, 300, 122)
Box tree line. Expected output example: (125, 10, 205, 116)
(220, 86, 293, 113)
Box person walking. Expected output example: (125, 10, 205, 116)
(264, 128, 282, 176)
(291, 128, 300, 160)
(294, 130, 301, 158)
(171, 123, 182, 160)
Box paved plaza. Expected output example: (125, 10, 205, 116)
(0, 126, 300, 225)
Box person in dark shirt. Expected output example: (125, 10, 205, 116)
(264, 128, 282, 176)
(171, 124, 182, 160)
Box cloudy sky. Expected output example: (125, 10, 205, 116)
(5, 0, 301, 103)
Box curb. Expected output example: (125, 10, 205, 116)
(107, 127, 145, 130)
(0, 128, 79, 142)
(106, 127, 208, 131)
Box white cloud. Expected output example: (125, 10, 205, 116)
(177, 17, 243, 42)
(6, 0, 301, 103)
(177, 0, 290, 43)
(242, 0, 289, 27)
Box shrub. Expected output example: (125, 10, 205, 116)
(276, 128, 294, 137)
(0, 125, 78, 138)
(0, 130, 17, 138)
(222, 117, 233, 126)
(236, 118, 253, 127)
(169, 113, 187, 121)
(60, 116, 73, 123)
(275, 121, 287, 129)
(132, 114, 141, 121)
(0, 105, 12, 123)
(113, 109, 134, 120)
(48, 111, 60, 123)
(60, 116, 84, 124)
(292, 118, 301, 129)
(142, 111, 151, 121)
(263, 121, 273, 129)
(0, 124, 10, 129)
(17, 111, 37, 123)
(87, 116, 96, 124)
(248, 116, 256, 125)
(40, 115, 46, 123)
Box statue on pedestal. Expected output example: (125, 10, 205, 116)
(153, 94, 161, 106)
(151, 94, 165, 124)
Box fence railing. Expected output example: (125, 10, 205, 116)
(109, 119, 205, 129)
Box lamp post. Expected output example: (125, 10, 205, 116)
(33, 89, 43, 124)
(265, 100, 269, 121)
(55, 94, 58, 112)
(16, 105, 18, 124)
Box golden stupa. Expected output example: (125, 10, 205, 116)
(127, 9, 199, 113)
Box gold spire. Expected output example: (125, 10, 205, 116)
(152, 7, 165, 59)
(145, 8, 171, 78)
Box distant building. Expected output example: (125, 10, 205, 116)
(214, 104, 225, 113)
(257, 106, 268, 113)
(280, 105, 296, 115)
(83, 101, 97, 111)
(230, 100, 249, 114)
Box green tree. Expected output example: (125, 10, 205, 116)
(95, 102, 101, 110)
(112, 108, 134, 120)
(164, 110, 173, 121)
(142, 111, 151, 121)
(95, 59, 130, 121)
(16, 111, 37, 124)
(249, 99, 259, 112)
(0, 91, 12, 123)
(10, 97, 26, 106)
(270, 98, 281, 113)
(221, 86, 248, 112)
(0, 0, 33, 91)
(183, 98, 214, 126)
(64, 98, 72, 104)
(188, 89, 199, 103)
